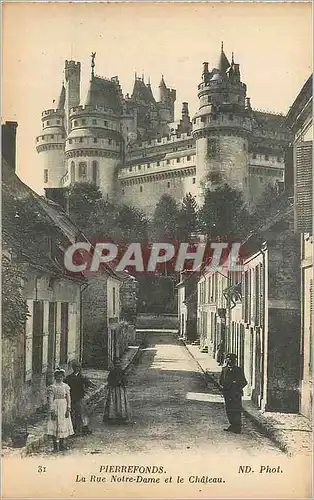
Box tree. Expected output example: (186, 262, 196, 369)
(177, 193, 198, 241)
(69, 182, 103, 233)
(151, 194, 180, 241)
(115, 204, 149, 242)
(251, 182, 288, 228)
(198, 184, 250, 241)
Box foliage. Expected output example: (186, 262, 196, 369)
(151, 194, 180, 241)
(69, 182, 103, 232)
(177, 192, 198, 241)
(2, 257, 29, 339)
(198, 184, 251, 241)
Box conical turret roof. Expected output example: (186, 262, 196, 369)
(57, 83, 65, 110)
(215, 43, 230, 75)
(85, 76, 122, 112)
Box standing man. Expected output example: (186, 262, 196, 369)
(65, 361, 93, 436)
(219, 353, 247, 434)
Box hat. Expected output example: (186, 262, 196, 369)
(226, 353, 237, 360)
(54, 367, 65, 376)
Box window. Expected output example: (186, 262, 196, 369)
(208, 96, 212, 103)
(93, 137, 98, 143)
(147, 164, 150, 168)
(74, 120, 78, 127)
(187, 155, 191, 161)
(104, 121, 108, 127)
(166, 159, 170, 164)
(212, 114, 217, 120)
(157, 161, 160, 166)
(129, 167, 132, 172)
(176, 158, 180, 163)
(44, 169, 48, 183)
(60, 302, 69, 365)
(32, 301, 44, 374)
(201, 116, 206, 123)
(51, 135, 54, 139)
(229, 114, 234, 121)
(108, 139, 112, 145)
(252, 153, 257, 159)
(92, 119, 97, 125)
(71, 161, 75, 182)
(140, 186, 143, 193)
(36, 137, 39, 142)
(192, 177, 196, 184)
(92, 161, 98, 184)
(79, 137, 83, 143)
(69, 139, 72, 144)
(47, 121, 50, 126)
(167, 182, 170, 188)
(243, 143, 246, 151)
(265, 155, 269, 161)
(57, 120, 60, 124)
(79, 162, 87, 179)
(82, 119, 86, 125)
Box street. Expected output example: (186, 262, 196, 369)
(34, 331, 282, 457)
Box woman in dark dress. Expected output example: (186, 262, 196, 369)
(103, 358, 131, 424)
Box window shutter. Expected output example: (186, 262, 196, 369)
(25, 299, 33, 382)
(55, 302, 62, 367)
(294, 141, 313, 232)
(42, 301, 49, 373)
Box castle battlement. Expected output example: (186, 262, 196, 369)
(128, 131, 193, 151)
(69, 105, 116, 116)
(42, 109, 64, 118)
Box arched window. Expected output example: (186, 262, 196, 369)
(92, 161, 98, 185)
(79, 162, 87, 179)
(71, 161, 75, 182)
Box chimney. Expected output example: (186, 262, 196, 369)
(44, 187, 70, 214)
(182, 102, 189, 119)
(1, 121, 18, 171)
(245, 98, 251, 110)
(203, 62, 209, 73)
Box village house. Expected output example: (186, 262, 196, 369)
(177, 270, 198, 342)
(286, 74, 313, 419)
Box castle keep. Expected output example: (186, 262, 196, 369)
(36, 45, 290, 214)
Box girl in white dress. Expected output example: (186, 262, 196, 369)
(47, 368, 74, 452)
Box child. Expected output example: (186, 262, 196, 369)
(47, 368, 74, 452)
(103, 358, 131, 424)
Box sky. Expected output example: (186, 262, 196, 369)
(2, 2, 312, 193)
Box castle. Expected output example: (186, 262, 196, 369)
(36, 44, 290, 214)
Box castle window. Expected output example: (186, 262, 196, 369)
(173, 147, 178, 152)
(71, 161, 75, 182)
(229, 114, 234, 121)
(122, 189, 125, 195)
(129, 167, 132, 172)
(140, 186, 143, 193)
(147, 164, 150, 168)
(62, 134, 65, 139)
(167, 159, 170, 164)
(46, 121, 50, 126)
(212, 114, 217, 120)
(82, 119, 86, 125)
(92, 161, 98, 184)
(44, 169, 48, 183)
(92, 119, 97, 125)
(157, 161, 160, 166)
(108, 139, 112, 145)
(167, 182, 171, 188)
(265, 155, 269, 161)
(93, 138, 98, 143)
(104, 121, 108, 126)
(208, 96, 212, 103)
(79, 162, 87, 179)
(36, 137, 39, 142)
(74, 121, 78, 127)
(252, 153, 257, 159)
(69, 139, 72, 144)
(201, 117, 206, 123)
(176, 158, 180, 163)
(243, 143, 246, 151)
(138, 165, 141, 170)
(51, 135, 54, 139)
(57, 120, 60, 124)
(193, 177, 196, 184)
(187, 155, 191, 161)
(79, 137, 83, 143)
(277, 156, 281, 162)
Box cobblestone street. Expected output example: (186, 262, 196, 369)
(33, 331, 283, 458)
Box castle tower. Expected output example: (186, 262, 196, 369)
(64, 53, 122, 199)
(193, 44, 252, 204)
(36, 83, 66, 188)
(158, 75, 176, 123)
(64, 60, 81, 134)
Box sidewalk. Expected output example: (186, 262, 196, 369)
(184, 341, 312, 457)
(2, 344, 142, 458)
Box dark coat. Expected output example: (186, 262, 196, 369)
(219, 365, 247, 396)
(107, 367, 127, 388)
(64, 372, 92, 402)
